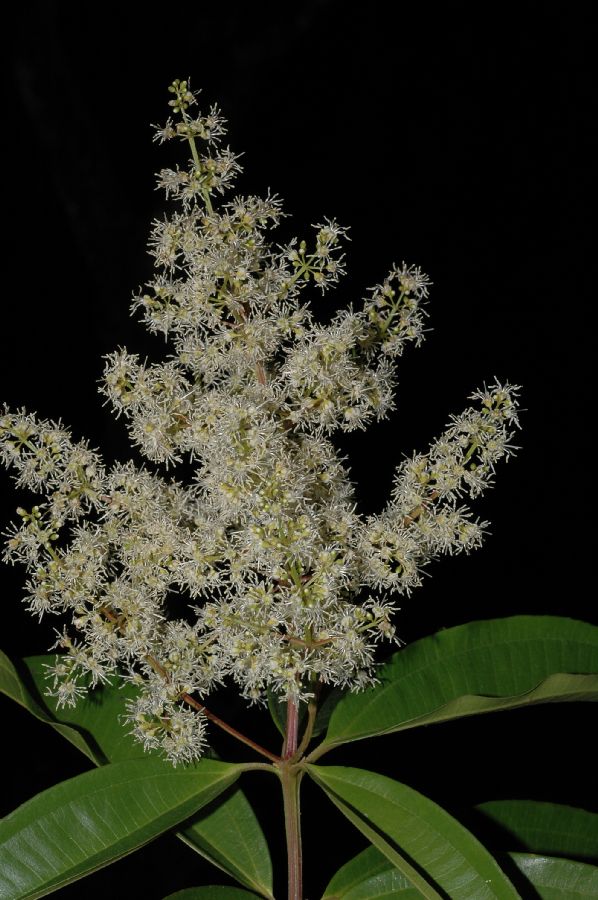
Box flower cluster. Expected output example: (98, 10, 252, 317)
(0, 80, 520, 763)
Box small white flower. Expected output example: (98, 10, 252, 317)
(0, 82, 520, 764)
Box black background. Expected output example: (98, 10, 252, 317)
(1, 3, 595, 898)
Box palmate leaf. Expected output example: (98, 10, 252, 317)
(306, 765, 520, 899)
(475, 800, 598, 863)
(10, 655, 274, 899)
(323, 846, 598, 900)
(0, 758, 242, 900)
(316, 617, 598, 751)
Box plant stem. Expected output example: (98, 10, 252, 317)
(294, 692, 318, 760)
(280, 762, 303, 900)
(283, 697, 299, 759)
(280, 699, 303, 898)
(178, 100, 214, 215)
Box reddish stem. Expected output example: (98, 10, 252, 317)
(180, 691, 280, 763)
(281, 699, 303, 900)
(283, 698, 299, 759)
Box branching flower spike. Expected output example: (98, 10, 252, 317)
(0, 79, 520, 765)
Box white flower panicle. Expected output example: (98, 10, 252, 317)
(0, 80, 520, 764)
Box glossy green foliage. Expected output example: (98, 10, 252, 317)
(322, 845, 419, 898)
(8, 655, 274, 898)
(475, 800, 598, 863)
(510, 853, 598, 899)
(0, 650, 97, 763)
(323, 845, 598, 900)
(162, 889, 263, 900)
(307, 765, 520, 899)
(319, 617, 598, 749)
(0, 758, 242, 900)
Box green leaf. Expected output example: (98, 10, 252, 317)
(162, 889, 262, 900)
(321, 848, 598, 900)
(178, 786, 274, 899)
(321, 846, 598, 900)
(22, 655, 274, 898)
(22, 655, 147, 763)
(322, 844, 420, 898)
(306, 765, 521, 900)
(0, 650, 98, 763)
(510, 852, 598, 898)
(312, 687, 344, 740)
(318, 617, 598, 750)
(476, 801, 598, 863)
(0, 757, 242, 900)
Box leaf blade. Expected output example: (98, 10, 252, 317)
(21, 655, 273, 897)
(23, 655, 146, 763)
(162, 889, 263, 900)
(475, 801, 598, 863)
(0, 758, 242, 900)
(510, 852, 598, 899)
(0, 650, 98, 764)
(306, 765, 521, 900)
(179, 786, 274, 899)
(322, 844, 421, 899)
(320, 617, 598, 749)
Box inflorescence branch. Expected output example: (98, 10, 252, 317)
(0, 79, 520, 765)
